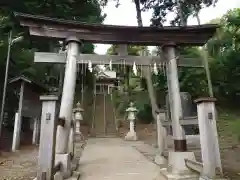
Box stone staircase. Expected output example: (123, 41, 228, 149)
(105, 94, 117, 136)
(91, 93, 117, 137)
(92, 94, 106, 136)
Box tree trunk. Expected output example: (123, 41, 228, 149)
(176, 0, 187, 26)
(196, 11, 201, 25)
(133, 0, 159, 120)
(134, 0, 143, 26)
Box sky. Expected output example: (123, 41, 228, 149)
(94, 0, 240, 54)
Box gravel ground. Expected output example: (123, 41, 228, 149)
(0, 146, 38, 180)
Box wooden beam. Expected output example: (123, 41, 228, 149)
(14, 12, 218, 46)
(162, 117, 198, 126)
(34, 52, 204, 67)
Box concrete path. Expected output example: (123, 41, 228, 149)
(78, 138, 160, 180)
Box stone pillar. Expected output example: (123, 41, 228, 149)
(163, 43, 186, 151)
(37, 95, 58, 180)
(158, 44, 197, 179)
(195, 97, 222, 179)
(154, 110, 167, 165)
(12, 81, 24, 152)
(32, 117, 40, 145)
(125, 102, 138, 141)
(55, 37, 80, 177)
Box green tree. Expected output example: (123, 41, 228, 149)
(107, 45, 144, 55)
(101, 0, 217, 26)
(207, 8, 240, 104)
(0, 0, 105, 126)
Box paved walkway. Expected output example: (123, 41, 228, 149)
(78, 138, 160, 180)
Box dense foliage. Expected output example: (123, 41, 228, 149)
(108, 8, 240, 123)
(0, 0, 105, 126)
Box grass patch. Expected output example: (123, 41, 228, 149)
(217, 108, 240, 147)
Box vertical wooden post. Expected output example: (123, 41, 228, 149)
(12, 81, 25, 151)
(103, 92, 106, 136)
(32, 117, 40, 145)
(37, 95, 58, 180)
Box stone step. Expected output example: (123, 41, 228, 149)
(90, 93, 118, 137)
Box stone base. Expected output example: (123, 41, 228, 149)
(124, 131, 137, 141)
(55, 153, 71, 178)
(154, 153, 167, 166)
(156, 168, 199, 180)
(75, 131, 81, 135)
(54, 171, 64, 180)
(156, 151, 199, 180)
(168, 151, 196, 174)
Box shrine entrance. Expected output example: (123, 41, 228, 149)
(91, 67, 119, 136)
(14, 12, 223, 180)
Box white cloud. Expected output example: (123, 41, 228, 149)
(94, 0, 240, 55)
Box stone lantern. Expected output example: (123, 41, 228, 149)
(73, 102, 84, 134)
(125, 102, 138, 141)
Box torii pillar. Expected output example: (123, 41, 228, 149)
(55, 36, 81, 177)
(160, 43, 197, 179)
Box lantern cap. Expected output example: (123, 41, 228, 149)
(73, 101, 84, 112)
(126, 102, 138, 112)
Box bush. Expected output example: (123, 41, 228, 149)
(137, 104, 153, 124)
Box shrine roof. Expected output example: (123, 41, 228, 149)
(9, 75, 48, 93)
(14, 12, 219, 46)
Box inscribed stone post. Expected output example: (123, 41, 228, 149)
(195, 97, 222, 178)
(37, 95, 58, 180)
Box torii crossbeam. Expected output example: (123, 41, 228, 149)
(14, 12, 218, 46)
(34, 52, 204, 67)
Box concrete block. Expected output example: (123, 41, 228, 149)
(156, 151, 200, 180)
(168, 151, 196, 174)
(54, 171, 64, 180)
(157, 168, 199, 180)
(55, 153, 71, 178)
(124, 131, 137, 141)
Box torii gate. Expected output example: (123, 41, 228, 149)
(14, 12, 220, 179)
